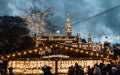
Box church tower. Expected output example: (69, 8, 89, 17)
(66, 13, 72, 37)
(88, 32, 92, 43)
(77, 32, 82, 43)
(77, 32, 82, 48)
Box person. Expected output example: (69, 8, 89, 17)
(99, 63, 105, 75)
(68, 65, 75, 75)
(105, 64, 112, 75)
(111, 67, 119, 75)
(0, 67, 3, 75)
(87, 66, 92, 75)
(8, 67, 14, 75)
(74, 63, 84, 75)
(42, 65, 52, 75)
(93, 64, 102, 75)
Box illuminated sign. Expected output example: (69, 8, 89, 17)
(58, 60, 102, 73)
(8, 60, 55, 74)
(7, 59, 103, 74)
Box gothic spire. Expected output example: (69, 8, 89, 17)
(66, 12, 72, 37)
(88, 32, 92, 43)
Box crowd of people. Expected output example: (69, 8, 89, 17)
(68, 62, 120, 75)
(68, 63, 84, 75)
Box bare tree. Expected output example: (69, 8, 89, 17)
(18, 2, 60, 37)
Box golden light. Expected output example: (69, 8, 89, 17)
(50, 45, 53, 48)
(85, 51, 89, 54)
(1, 56, 4, 59)
(55, 44, 58, 47)
(45, 46, 48, 49)
(70, 48, 73, 51)
(39, 48, 43, 51)
(101, 55, 104, 58)
(23, 51, 27, 55)
(80, 50, 84, 53)
(90, 52, 94, 56)
(7, 55, 10, 58)
(34, 49, 38, 52)
(7, 59, 103, 74)
(18, 53, 21, 56)
(12, 54, 16, 57)
(29, 50, 32, 53)
(96, 53, 99, 56)
(75, 49, 79, 52)
(107, 56, 109, 58)
(65, 47, 68, 50)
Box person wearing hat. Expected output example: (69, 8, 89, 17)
(111, 67, 119, 75)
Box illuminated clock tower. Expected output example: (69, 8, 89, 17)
(66, 13, 72, 37)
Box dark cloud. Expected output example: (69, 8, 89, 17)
(0, 0, 120, 43)
(0, 0, 12, 16)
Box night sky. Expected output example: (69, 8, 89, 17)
(0, 0, 120, 43)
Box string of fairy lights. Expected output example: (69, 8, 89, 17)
(0, 43, 105, 60)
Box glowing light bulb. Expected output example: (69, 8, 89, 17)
(70, 48, 73, 51)
(12, 54, 16, 57)
(29, 50, 32, 53)
(24, 51, 27, 54)
(34, 49, 38, 52)
(75, 49, 79, 52)
(90, 52, 94, 56)
(85, 51, 89, 54)
(39, 48, 43, 51)
(65, 47, 68, 50)
(7, 55, 10, 58)
(96, 53, 99, 56)
(18, 53, 21, 56)
(80, 50, 84, 53)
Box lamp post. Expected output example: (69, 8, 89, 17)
(56, 30, 60, 36)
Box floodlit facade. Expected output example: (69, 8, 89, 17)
(35, 13, 106, 52)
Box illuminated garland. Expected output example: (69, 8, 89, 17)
(54, 43, 105, 58)
(0, 43, 106, 60)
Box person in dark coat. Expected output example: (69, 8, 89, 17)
(68, 65, 75, 75)
(42, 65, 52, 75)
(87, 66, 92, 75)
(74, 63, 84, 75)
(111, 67, 119, 75)
(8, 67, 14, 75)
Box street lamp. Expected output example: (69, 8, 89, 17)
(56, 30, 60, 36)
